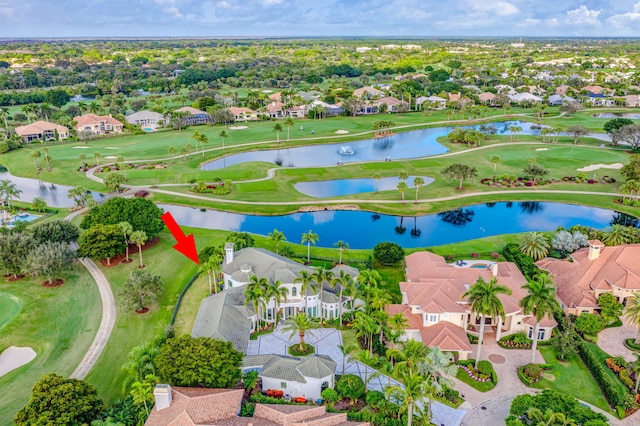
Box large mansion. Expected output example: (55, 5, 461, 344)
(537, 241, 640, 315)
(386, 251, 556, 360)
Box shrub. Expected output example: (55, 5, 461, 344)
(336, 374, 365, 403)
(321, 388, 339, 405)
(576, 340, 628, 408)
(372, 242, 405, 265)
(522, 363, 543, 383)
(507, 389, 608, 425)
(575, 313, 605, 336)
(619, 369, 634, 390)
(365, 390, 386, 409)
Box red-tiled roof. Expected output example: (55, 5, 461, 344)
(15, 120, 68, 136)
(74, 113, 123, 127)
(145, 388, 243, 426)
(420, 322, 472, 352)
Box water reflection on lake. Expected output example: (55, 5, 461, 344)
(294, 176, 434, 198)
(0, 171, 101, 207)
(160, 201, 624, 249)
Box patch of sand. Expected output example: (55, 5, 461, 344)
(229, 126, 248, 130)
(577, 163, 624, 172)
(262, 89, 273, 93)
(104, 147, 119, 150)
(535, 148, 549, 151)
(0, 346, 36, 377)
(335, 130, 349, 134)
(72, 146, 91, 149)
(104, 156, 118, 159)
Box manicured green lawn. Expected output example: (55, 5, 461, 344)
(0, 267, 101, 421)
(529, 347, 612, 413)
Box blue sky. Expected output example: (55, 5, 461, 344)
(2, 1, 640, 38)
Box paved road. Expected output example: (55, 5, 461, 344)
(64, 209, 116, 380)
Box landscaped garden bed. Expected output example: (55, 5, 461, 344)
(455, 360, 497, 391)
(499, 332, 532, 349)
(288, 342, 315, 356)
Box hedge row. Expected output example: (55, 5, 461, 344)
(502, 243, 540, 279)
(576, 340, 628, 408)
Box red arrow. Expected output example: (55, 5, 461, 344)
(161, 212, 199, 264)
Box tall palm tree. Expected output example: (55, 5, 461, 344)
(354, 311, 378, 355)
(273, 123, 283, 143)
(490, 155, 501, 178)
(311, 267, 333, 321)
(519, 231, 550, 260)
(168, 146, 177, 163)
(118, 222, 133, 263)
(338, 343, 358, 375)
(388, 313, 409, 347)
(30, 150, 42, 172)
(0, 180, 20, 208)
(397, 181, 408, 204)
(385, 370, 429, 426)
(130, 230, 148, 268)
(520, 273, 560, 363)
(265, 280, 288, 323)
(294, 269, 318, 315)
(301, 229, 319, 264)
(330, 270, 353, 326)
(399, 171, 409, 182)
(357, 269, 381, 313)
(42, 148, 52, 172)
(373, 172, 382, 193)
(283, 117, 294, 142)
(268, 228, 286, 255)
(463, 276, 512, 368)
(67, 185, 88, 208)
(94, 152, 101, 166)
(335, 240, 349, 265)
(244, 276, 267, 329)
(282, 313, 319, 352)
(624, 292, 640, 345)
(219, 130, 228, 151)
(413, 177, 424, 203)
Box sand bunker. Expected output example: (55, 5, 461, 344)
(104, 156, 118, 159)
(262, 89, 273, 93)
(335, 130, 349, 134)
(72, 146, 90, 149)
(0, 346, 36, 377)
(577, 163, 623, 172)
(229, 126, 248, 130)
(535, 148, 549, 151)
(104, 147, 119, 150)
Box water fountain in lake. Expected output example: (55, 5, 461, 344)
(338, 145, 355, 155)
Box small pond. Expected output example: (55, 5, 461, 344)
(201, 121, 544, 171)
(0, 171, 102, 208)
(294, 175, 434, 198)
(592, 113, 640, 119)
(159, 201, 632, 249)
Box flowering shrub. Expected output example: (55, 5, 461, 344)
(525, 181, 533, 187)
(471, 252, 479, 258)
(522, 364, 543, 383)
(265, 389, 285, 398)
(587, 179, 596, 184)
(134, 190, 149, 198)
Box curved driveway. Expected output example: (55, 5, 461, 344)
(64, 208, 116, 380)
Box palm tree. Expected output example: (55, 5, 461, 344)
(418, 347, 456, 416)
(624, 292, 640, 345)
(373, 172, 382, 193)
(130, 380, 154, 416)
(399, 171, 409, 182)
(67, 185, 88, 208)
(30, 197, 47, 213)
(282, 313, 319, 352)
(526, 407, 577, 426)
(268, 228, 286, 255)
(94, 152, 101, 166)
(519, 232, 550, 260)
(520, 273, 560, 363)
(78, 153, 87, 168)
(385, 370, 429, 426)
(301, 229, 319, 264)
(463, 276, 512, 368)
(335, 240, 349, 264)
(130, 230, 148, 268)
(330, 270, 353, 327)
(311, 267, 333, 321)
(42, 148, 52, 172)
(338, 343, 358, 375)
(219, 130, 228, 150)
(0, 180, 21, 208)
(283, 117, 294, 142)
(354, 311, 378, 355)
(244, 277, 266, 329)
(168, 146, 177, 163)
(397, 181, 408, 204)
(266, 280, 289, 323)
(603, 224, 632, 246)
(388, 313, 409, 347)
(273, 123, 283, 143)
(118, 222, 133, 263)
(490, 155, 501, 178)
(294, 270, 318, 315)
(30, 150, 42, 172)
(413, 177, 424, 203)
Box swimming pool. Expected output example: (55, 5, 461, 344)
(8, 213, 40, 226)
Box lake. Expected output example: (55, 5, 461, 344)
(0, 171, 101, 208)
(592, 113, 640, 119)
(159, 201, 629, 249)
(201, 121, 545, 171)
(294, 175, 434, 198)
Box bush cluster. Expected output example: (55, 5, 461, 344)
(502, 243, 539, 278)
(506, 389, 608, 425)
(576, 340, 628, 408)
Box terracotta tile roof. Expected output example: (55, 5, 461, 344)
(478, 92, 496, 102)
(175, 106, 207, 115)
(145, 388, 243, 425)
(74, 113, 123, 127)
(266, 101, 284, 113)
(229, 107, 256, 114)
(15, 120, 68, 136)
(268, 92, 282, 102)
(524, 315, 557, 328)
(420, 322, 472, 352)
(536, 244, 640, 309)
(385, 304, 423, 329)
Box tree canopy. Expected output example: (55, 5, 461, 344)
(119, 269, 164, 311)
(15, 373, 105, 426)
(155, 336, 242, 388)
(80, 197, 164, 239)
(373, 241, 405, 265)
(77, 223, 127, 264)
(30, 219, 80, 244)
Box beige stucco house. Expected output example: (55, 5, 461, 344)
(74, 113, 123, 135)
(15, 120, 69, 142)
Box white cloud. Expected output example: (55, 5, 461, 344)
(216, 1, 231, 8)
(466, 0, 519, 16)
(565, 5, 602, 26)
(607, 1, 640, 29)
(261, 0, 284, 5)
(153, 0, 176, 4)
(163, 6, 183, 17)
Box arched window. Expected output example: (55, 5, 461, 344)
(291, 287, 297, 297)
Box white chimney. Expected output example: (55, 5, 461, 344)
(153, 384, 172, 411)
(490, 262, 498, 277)
(225, 242, 235, 264)
(588, 240, 604, 260)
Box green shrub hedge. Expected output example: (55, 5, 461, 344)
(576, 339, 628, 409)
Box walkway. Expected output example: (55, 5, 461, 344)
(249, 326, 467, 426)
(64, 208, 116, 380)
(598, 318, 638, 363)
